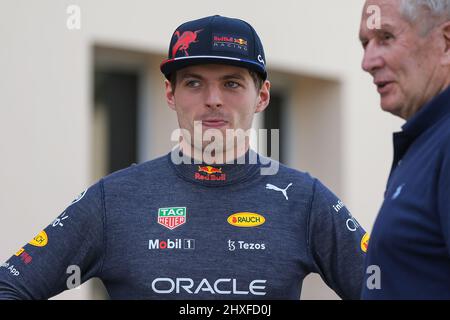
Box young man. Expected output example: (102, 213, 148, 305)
(0, 15, 367, 300)
(359, 0, 450, 299)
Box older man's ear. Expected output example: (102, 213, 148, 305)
(442, 21, 450, 65)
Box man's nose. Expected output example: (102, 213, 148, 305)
(362, 42, 384, 74)
(204, 85, 223, 108)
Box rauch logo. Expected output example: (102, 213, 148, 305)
(227, 212, 265, 228)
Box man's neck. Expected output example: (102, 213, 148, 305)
(404, 79, 450, 120)
(179, 141, 250, 165)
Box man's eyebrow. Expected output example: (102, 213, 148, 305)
(359, 23, 395, 42)
(380, 23, 394, 30)
(178, 73, 203, 80)
(371, 23, 395, 33)
(221, 73, 247, 81)
(177, 72, 247, 81)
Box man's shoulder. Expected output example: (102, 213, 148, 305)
(259, 155, 317, 190)
(276, 162, 314, 181)
(429, 112, 450, 152)
(437, 111, 450, 132)
(438, 114, 450, 156)
(441, 113, 450, 137)
(101, 153, 170, 185)
(263, 156, 344, 201)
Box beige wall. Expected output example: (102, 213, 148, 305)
(0, 0, 403, 299)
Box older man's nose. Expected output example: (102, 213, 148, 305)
(362, 43, 384, 74)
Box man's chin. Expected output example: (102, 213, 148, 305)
(380, 100, 403, 118)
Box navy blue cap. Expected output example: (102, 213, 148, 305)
(160, 15, 267, 80)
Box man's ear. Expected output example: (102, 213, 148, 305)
(165, 79, 176, 111)
(441, 21, 450, 65)
(255, 80, 271, 114)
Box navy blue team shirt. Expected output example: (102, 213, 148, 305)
(0, 150, 367, 299)
(362, 86, 450, 299)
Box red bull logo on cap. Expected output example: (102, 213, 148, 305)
(172, 29, 203, 58)
(212, 33, 248, 55)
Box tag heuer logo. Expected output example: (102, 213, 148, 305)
(158, 207, 186, 230)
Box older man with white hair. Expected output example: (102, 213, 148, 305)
(359, 0, 450, 299)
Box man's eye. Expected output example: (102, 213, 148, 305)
(186, 80, 200, 87)
(382, 32, 394, 41)
(225, 81, 240, 88)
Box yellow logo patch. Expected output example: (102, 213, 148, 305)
(29, 230, 48, 247)
(361, 233, 370, 253)
(227, 212, 265, 228)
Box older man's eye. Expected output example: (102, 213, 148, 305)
(382, 32, 394, 41)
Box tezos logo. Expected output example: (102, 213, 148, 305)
(228, 240, 266, 251)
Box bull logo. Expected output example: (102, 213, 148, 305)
(172, 29, 203, 57)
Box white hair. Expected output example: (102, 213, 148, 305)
(400, 0, 450, 34)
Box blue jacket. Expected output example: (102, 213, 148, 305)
(362, 86, 450, 299)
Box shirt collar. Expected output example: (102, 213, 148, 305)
(167, 147, 263, 187)
(401, 85, 450, 139)
(389, 85, 450, 178)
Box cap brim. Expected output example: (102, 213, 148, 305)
(160, 56, 267, 80)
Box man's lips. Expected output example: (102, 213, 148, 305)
(375, 80, 394, 94)
(200, 119, 229, 128)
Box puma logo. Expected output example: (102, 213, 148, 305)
(265, 183, 293, 200)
